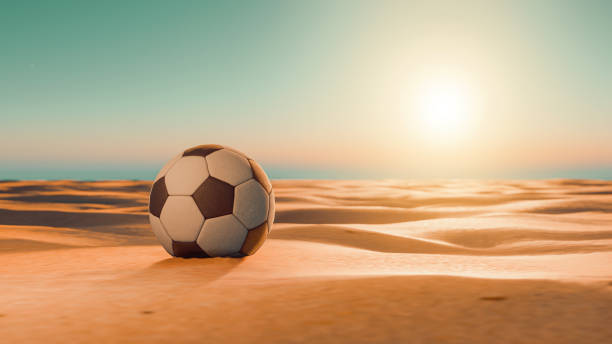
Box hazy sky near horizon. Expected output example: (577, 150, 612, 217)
(1, 1, 611, 179)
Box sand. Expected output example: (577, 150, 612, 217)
(1, 179, 611, 343)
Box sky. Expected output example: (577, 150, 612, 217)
(1, 0, 611, 180)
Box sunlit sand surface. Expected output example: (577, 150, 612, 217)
(1, 179, 611, 343)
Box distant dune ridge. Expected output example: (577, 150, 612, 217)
(1, 179, 611, 343)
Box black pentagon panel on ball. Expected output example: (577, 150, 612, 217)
(172, 241, 210, 258)
(183, 144, 224, 158)
(192, 177, 235, 218)
(149, 177, 169, 217)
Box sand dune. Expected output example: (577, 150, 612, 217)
(1, 179, 611, 343)
(271, 224, 612, 256)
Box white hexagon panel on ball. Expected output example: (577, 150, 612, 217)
(206, 149, 253, 186)
(160, 196, 204, 242)
(197, 215, 248, 257)
(233, 179, 269, 229)
(164, 156, 209, 195)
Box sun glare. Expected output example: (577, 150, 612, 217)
(416, 79, 474, 139)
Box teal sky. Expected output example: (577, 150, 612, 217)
(1, 1, 611, 180)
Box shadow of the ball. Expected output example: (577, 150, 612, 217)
(120, 255, 245, 285)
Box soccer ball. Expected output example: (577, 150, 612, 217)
(148, 144, 275, 257)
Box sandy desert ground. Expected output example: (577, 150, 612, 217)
(1, 179, 611, 343)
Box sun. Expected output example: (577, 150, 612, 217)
(416, 78, 474, 138)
